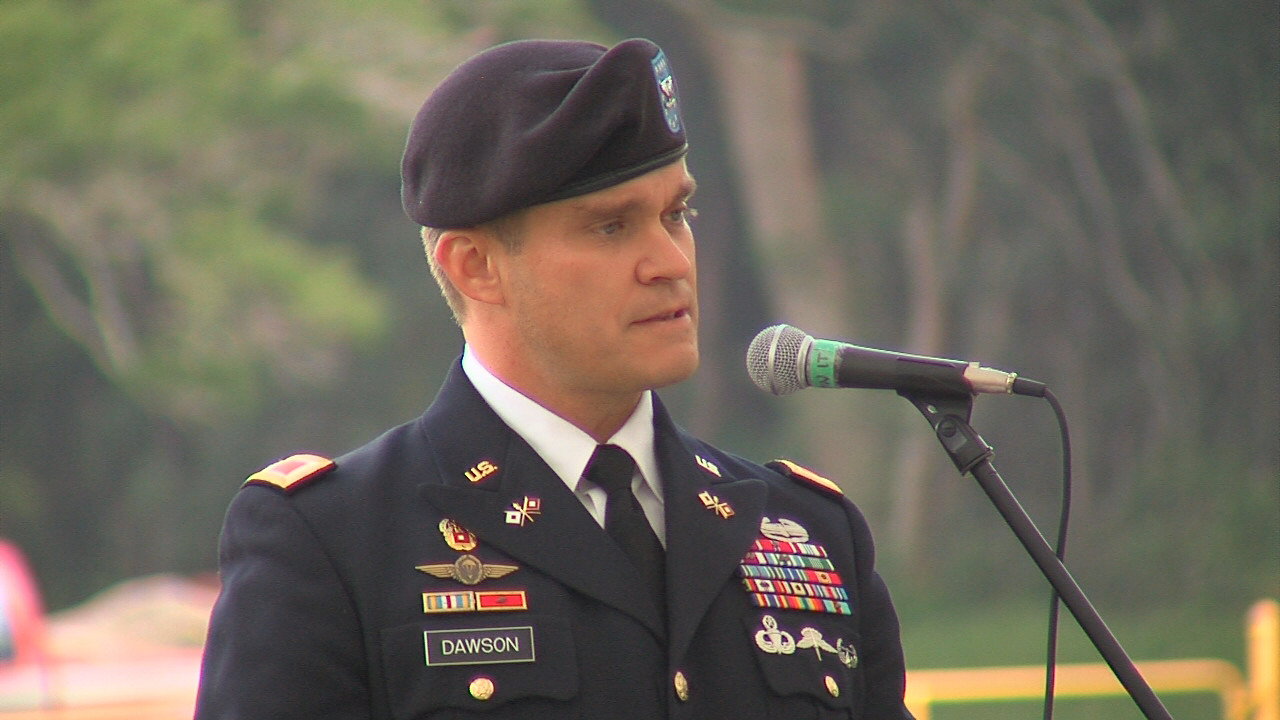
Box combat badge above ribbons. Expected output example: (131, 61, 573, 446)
(760, 516, 809, 543)
(738, 517, 851, 616)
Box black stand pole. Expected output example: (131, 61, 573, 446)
(902, 391, 1174, 720)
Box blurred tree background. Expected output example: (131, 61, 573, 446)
(1, 0, 1275, 676)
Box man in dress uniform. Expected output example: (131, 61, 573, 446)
(195, 37, 913, 719)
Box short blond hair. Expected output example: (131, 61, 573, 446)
(419, 213, 525, 323)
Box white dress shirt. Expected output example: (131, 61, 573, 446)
(461, 347, 667, 546)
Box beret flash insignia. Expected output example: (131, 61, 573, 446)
(767, 459, 843, 498)
(243, 453, 335, 494)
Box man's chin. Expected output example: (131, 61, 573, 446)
(646, 349, 700, 390)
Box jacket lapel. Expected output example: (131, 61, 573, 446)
(416, 362, 664, 636)
(654, 400, 767, 665)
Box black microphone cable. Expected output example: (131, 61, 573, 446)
(1041, 387, 1072, 720)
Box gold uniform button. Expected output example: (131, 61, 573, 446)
(824, 674, 840, 698)
(469, 676, 495, 701)
(673, 670, 690, 701)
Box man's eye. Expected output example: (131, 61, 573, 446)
(597, 221, 623, 235)
(667, 206, 698, 224)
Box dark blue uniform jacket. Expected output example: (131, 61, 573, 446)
(196, 360, 913, 719)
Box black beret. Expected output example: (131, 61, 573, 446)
(401, 38, 688, 228)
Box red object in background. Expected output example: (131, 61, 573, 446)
(0, 539, 52, 712)
(0, 540, 46, 668)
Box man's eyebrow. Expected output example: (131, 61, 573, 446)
(568, 196, 638, 218)
(679, 176, 698, 201)
(567, 174, 700, 218)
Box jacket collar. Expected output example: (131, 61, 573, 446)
(417, 359, 767, 650)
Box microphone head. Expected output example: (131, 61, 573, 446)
(746, 324, 811, 395)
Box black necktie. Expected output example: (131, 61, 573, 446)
(585, 444, 666, 617)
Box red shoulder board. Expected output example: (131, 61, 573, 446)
(767, 459, 843, 498)
(244, 453, 335, 494)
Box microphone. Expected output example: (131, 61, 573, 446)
(746, 324, 1045, 397)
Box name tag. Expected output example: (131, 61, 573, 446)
(424, 626, 536, 666)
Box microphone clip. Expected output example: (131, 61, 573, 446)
(901, 392, 993, 476)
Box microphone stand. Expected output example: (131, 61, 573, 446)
(901, 390, 1173, 720)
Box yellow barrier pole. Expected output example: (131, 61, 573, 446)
(907, 659, 1245, 710)
(1250, 599, 1279, 720)
(904, 599, 1276, 719)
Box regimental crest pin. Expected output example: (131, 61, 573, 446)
(416, 554, 518, 586)
(439, 518, 478, 552)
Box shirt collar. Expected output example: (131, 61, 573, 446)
(461, 347, 663, 501)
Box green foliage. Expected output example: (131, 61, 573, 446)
(134, 208, 386, 421)
(0, 0, 401, 606)
(1, 0, 390, 426)
(1, 0, 245, 182)
(431, 0, 608, 40)
(807, 0, 1278, 612)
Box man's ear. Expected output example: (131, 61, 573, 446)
(434, 228, 505, 306)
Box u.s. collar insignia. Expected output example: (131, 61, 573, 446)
(695, 454, 721, 477)
(465, 460, 498, 484)
(416, 554, 518, 586)
(504, 496, 541, 526)
(439, 518, 478, 552)
(760, 516, 810, 543)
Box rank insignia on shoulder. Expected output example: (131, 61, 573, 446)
(243, 453, 335, 494)
(767, 459, 843, 498)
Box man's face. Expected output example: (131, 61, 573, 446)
(496, 159, 700, 405)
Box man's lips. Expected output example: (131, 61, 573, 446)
(635, 306, 692, 324)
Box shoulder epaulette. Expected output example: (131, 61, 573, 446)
(767, 459, 844, 498)
(243, 453, 335, 494)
